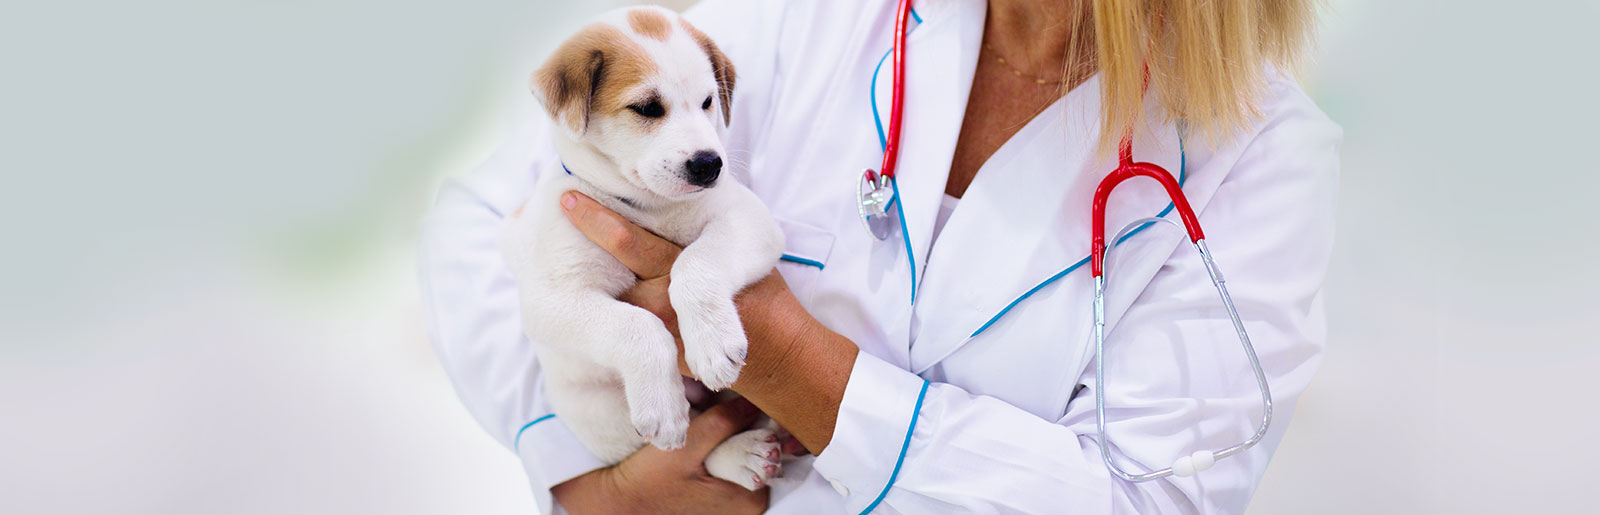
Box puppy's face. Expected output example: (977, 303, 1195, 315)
(533, 7, 737, 199)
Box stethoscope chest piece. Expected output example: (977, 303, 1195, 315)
(857, 168, 899, 240)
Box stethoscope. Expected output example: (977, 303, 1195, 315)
(857, 0, 1273, 483)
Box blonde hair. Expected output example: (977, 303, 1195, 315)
(1064, 0, 1318, 153)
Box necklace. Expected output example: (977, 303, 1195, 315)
(982, 42, 1068, 85)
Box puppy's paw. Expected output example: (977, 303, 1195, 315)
(683, 322, 747, 391)
(704, 428, 782, 491)
(678, 301, 748, 391)
(631, 395, 690, 451)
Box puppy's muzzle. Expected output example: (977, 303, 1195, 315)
(685, 151, 722, 188)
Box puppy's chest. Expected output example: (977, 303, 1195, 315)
(611, 202, 709, 248)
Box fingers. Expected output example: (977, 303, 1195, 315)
(561, 191, 681, 279)
(720, 482, 769, 514)
(683, 397, 760, 458)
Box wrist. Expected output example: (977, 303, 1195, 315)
(733, 276, 856, 452)
(553, 466, 639, 514)
(733, 279, 826, 395)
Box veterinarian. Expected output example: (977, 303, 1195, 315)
(420, 0, 1338, 513)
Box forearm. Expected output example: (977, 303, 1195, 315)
(730, 275, 856, 454)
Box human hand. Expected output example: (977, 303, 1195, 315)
(551, 398, 770, 515)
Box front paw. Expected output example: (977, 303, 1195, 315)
(705, 428, 783, 491)
(682, 312, 748, 391)
(631, 394, 690, 451)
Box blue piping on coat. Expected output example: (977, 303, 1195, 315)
(512, 414, 557, 452)
(869, 8, 923, 304)
(780, 254, 826, 269)
(857, 379, 931, 514)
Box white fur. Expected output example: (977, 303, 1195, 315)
(500, 7, 786, 491)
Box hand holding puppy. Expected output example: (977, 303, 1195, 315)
(560, 191, 857, 455)
(561, 191, 784, 378)
(553, 398, 770, 515)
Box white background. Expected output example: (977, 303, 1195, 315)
(2, 1, 1596, 513)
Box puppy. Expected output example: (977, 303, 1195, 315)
(499, 6, 786, 490)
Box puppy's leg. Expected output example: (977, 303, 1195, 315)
(544, 379, 643, 463)
(669, 214, 783, 390)
(541, 291, 691, 451)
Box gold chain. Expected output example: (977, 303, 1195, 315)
(982, 42, 1068, 85)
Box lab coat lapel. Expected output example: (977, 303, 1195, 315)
(908, 84, 1191, 374)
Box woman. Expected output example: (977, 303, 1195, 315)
(419, 0, 1339, 513)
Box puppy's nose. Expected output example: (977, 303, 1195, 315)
(684, 151, 722, 188)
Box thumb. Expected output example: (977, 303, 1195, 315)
(683, 397, 760, 458)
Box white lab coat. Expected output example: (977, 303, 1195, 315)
(417, 0, 1341, 513)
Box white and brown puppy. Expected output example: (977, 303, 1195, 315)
(499, 7, 785, 490)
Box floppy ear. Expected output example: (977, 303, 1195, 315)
(532, 27, 609, 134)
(682, 22, 737, 126)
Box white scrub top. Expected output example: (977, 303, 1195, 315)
(417, 0, 1341, 513)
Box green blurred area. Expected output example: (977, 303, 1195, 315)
(0, 1, 634, 329)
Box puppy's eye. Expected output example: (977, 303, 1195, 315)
(701, 96, 713, 111)
(628, 100, 665, 118)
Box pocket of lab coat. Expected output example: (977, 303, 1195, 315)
(773, 216, 835, 305)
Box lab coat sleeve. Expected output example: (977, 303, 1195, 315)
(416, 119, 606, 514)
(810, 80, 1341, 514)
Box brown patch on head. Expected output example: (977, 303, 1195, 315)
(627, 8, 672, 42)
(532, 24, 657, 134)
(678, 19, 736, 126)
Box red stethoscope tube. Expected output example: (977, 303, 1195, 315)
(1089, 138, 1205, 277)
(877, 0, 912, 182)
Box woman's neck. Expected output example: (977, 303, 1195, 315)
(984, 0, 1093, 83)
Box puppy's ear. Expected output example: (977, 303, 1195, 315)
(532, 26, 613, 134)
(681, 21, 737, 126)
(707, 41, 737, 127)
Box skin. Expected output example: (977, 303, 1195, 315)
(550, 1, 1087, 512)
(948, 0, 1094, 198)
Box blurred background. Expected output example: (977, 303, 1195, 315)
(2, 0, 1596, 513)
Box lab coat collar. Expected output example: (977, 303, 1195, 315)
(907, 84, 1194, 374)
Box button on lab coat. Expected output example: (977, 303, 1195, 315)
(417, 0, 1341, 513)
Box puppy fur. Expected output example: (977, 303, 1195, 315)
(499, 6, 786, 491)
